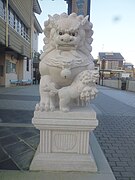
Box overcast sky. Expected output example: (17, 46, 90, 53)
(36, 0, 135, 65)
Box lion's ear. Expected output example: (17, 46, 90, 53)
(48, 14, 53, 19)
(81, 15, 89, 26)
(48, 15, 54, 23)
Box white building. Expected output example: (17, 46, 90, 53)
(0, 0, 42, 87)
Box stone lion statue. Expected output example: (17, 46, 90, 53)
(35, 13, 98, 112)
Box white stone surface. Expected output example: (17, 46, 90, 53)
(30, 107, 98, 172)
(30, 12, 99, 173)
(35, 12, 98, 112)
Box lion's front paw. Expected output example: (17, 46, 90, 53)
(44, 104, 50, 111)
(35, 103, 40, 111)
(50, 105, 55, 112)
(35, 103, 45, 111)
(60, 107, 70, 112)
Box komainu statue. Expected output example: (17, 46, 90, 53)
(36, 13, 98, 112)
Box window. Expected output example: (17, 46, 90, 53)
(14, 15, 17, 30)
(21, 23, 24, 36)
(17, 19, 21, 34)
(0, 0, 6, 20)
(8, 7, 14, 28)
(0, 1, 30, 42)
(6, 60, 16, 73)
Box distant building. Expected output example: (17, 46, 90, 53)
(0, 0, 42, 87)
(98, 52, 125, 79)
(123, 62, 134, 78)
(123, 62, 134, 69)
(99, 52, 124, 70)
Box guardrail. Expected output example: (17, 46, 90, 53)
(99, 79, 135, 92)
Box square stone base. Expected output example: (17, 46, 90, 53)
(30, 147, 97, 172)
(30, 107, 98, 172)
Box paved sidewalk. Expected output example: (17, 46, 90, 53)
(98, 86, 135, 108)
(92, 86, 135, 180)
(0, 85, 135, 180)
(0, 85, 40, 171)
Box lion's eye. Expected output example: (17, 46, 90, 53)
(70, 32, 78, 36)
(59, 32, 63, 35)
(72, 32, 75, 36)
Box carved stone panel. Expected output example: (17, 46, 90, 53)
(52, 131, 78, 153)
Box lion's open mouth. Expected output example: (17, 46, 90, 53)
(57, 44, 76, 50)
(59, 44, 75, 47)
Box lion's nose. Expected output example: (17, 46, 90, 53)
(60, 34, 73, 42)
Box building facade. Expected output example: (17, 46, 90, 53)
(0, 0, 42, 87)
(123, 62, 134, 78)
(65, 0, 91, 17)
(99, 52, 124, 70)
(98, 52, 125, 80)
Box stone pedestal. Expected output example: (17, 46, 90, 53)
(30, 106, 98, 172)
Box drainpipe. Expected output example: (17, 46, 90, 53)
(6, 0, 9, 47)
(28, 0, 34, 82)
